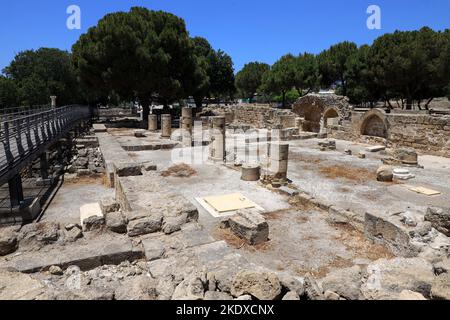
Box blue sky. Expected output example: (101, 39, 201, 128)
(0, 0, 449, 73)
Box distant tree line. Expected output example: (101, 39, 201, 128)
(1, 9, 449, 113)
(0, 7, 236, 116)
(235, 27, 450, 109)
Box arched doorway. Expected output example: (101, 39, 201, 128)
(323, 108, 340, 127)
(360, 112, 387, 138)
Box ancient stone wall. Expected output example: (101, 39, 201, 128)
(327, 110, 450, 157)
(292, 94, 352, 133)
(198, 104, 297, 129)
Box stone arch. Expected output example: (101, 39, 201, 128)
(323, 107, 340, 127)
(360, 109, 388, 138)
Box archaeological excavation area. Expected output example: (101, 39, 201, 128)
(1, 94, 450, 301)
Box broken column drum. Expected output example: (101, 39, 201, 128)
(209, 116, 226, 162)
(241, 164, 261, 181)
(180, 107, 193, 146)
(148, 114, 158, 131)
(268, 142, 289, 180)
(161, 114, 172, 138)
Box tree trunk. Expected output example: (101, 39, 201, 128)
(405, 99, 413, 110)
(141, 101, 150, 129)
(194, 95, 203, 109)
(282, 91, 286, 109)
(424, 98, 433, 110)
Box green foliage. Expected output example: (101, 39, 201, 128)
(235, 62, 270, 101)
(3, 48, 79, 106)
(72, 7, 201, 118)
(293, 53, 320, 96)
(191, 37, 235, 106)
(261, 54, 297, 108)
(0, 76, 18, 109)
(273, 88, 300, 106)
(368, 27, 450, 109)
(208, 49, 236, 100)
(318, 41, 358, 96)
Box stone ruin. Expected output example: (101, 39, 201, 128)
(1, 102, 450, 301)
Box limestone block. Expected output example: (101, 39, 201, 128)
(231, 270, 281, 300)
(114, 162, 142, 177)
(425, 206, 450, 236)
(229, 209, 269, 245)
(0, 227, 18, 256)
(376, 165, 393, 182)
(127, 214, 163, 237)
(80, 203, 104, 229)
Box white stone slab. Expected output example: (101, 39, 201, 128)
(93, 124, 107, 133)
(80, 203, 104, 226)
(366, 145, 386, 152)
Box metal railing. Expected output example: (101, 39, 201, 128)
(0, 105, 54, 122)
(0, 105, 90, 186)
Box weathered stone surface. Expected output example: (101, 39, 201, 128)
(7, 237, 138, 273)
(320, 266, 363, 300)
(204, 291, 233, 300)
(106, 212, 127, 234)
(392, 147, 418, 165)
(162, 214, 188, 235)
(0, 227, 18, 256)
(231, 270, 281, 300)
(425, 206, 450, 236)
(17, 223, 60, 249)
(83, 215, 105, 232)
(361, 258, 435, 299)
(172, 273, 206, 300)
(364, 211, 419, 257)
(398, 290, 427, 300)
(433, 258, 450, 275)
(142, 239, 165, 261)
(324, 290, 340, 300)
(127, 214, 163, 237)
(141, 161, 157, 171)
(303, 274, 324, 300)
(80, 203, 104, 228)
(64, 226, 83, 242)
(318, 140, 336, 150)
(229, 210, 269, 245)
(100, 197, 120, 214)
(431, 273, 450, 300)
(376, 165, 393, 182)
(49, 265, 63, 275)
(278, 273, 305, 296)
(114, 162, 142, 177)
(114, 275, 157, 300)
(282, 291, 300, 300)
(156, 275, 177, 300)
(0, 269, 47, 299)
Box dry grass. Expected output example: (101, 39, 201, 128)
(334, 223, 394, 261)
(161, 163, 197, 178)
(213, 227, 271, 252)
(290, 154, 323, 164)
(64, 174, 105, 185)
(318, 165, 376, 183)
(288, 196, 317, 211)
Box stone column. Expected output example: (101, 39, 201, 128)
(50, 96, 57, 109)
(268, 142, 289, 181)
(148, 114, 158, 131)
(209, 116, 226, 162)
(180, 107, 193, 146)
(161, 114, 172, 138)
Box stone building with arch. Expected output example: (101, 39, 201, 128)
(292, 94, 450, 158)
